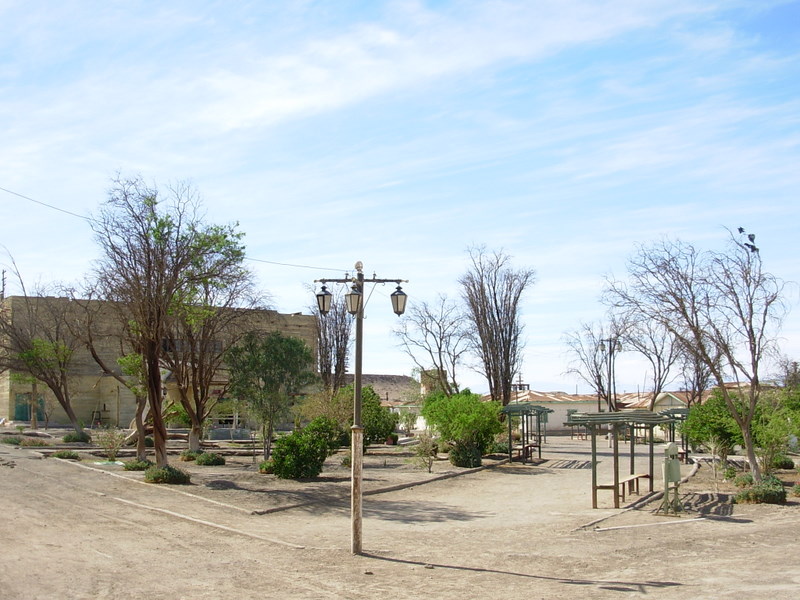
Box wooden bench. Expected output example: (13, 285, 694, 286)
(598, 473, 650, 503)
(512, 442, 540, 461)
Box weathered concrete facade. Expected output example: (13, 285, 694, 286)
(0, 295, 317, 427)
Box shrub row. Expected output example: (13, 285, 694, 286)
(734, 474, 786, 504)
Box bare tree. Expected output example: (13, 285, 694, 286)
(311, 288, 351, 393)
(459, 246, 536, 406)
(564, 321, 617, 411)
(90, 176, 249, 466)
(161, 278, 260, 451)
(395, 294, 469, 397)
(618, 314, 679, 410)
(0, 260, 84, 433)
(677, 341, 717, 408)
(605, 230, 787, 481)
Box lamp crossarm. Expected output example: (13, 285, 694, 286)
(314, 277, 408, 285)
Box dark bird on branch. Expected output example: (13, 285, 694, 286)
(738, 227, 745, 233)
(748, 233, 756, 243)
(744, 243, 759, 253)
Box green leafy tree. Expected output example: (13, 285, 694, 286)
(361, 386, 399, 448)
(91, 176, 249, 466)
(752, 389, 800, 475)
(225, 331, 316, 460)
(422, 390, 503, 467)
(683, 391, 741, 462)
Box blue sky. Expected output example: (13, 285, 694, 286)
(1, 1, 799, 395)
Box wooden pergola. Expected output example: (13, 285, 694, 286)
(501, 403, 554, 463)
(567, 410, 677, 508)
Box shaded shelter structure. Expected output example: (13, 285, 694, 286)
(501, 403, 554, 463)
(567, 410, 677, 508)
(660, 407, 690, 460)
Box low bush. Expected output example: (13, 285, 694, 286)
(485, 439, 511, 455)
(733, 473, 754, 488)
(792, 483, 800, 497)
(179, 449, 202, 462)
(123, 458, 153, 471)
(772, 455, 796, 470)
(723, 465, 738, 480)
(144, 436, 155, 448)
(734, 475, 786, 505)
(449, 442, 482, 468)
(195, 452, 226, 466)
(0, 436, 22, 445)
(270, 417, 341, 479)
(63, 431, 92, 444)
(19, 438, 49, 447)
(51, 450, 80, 460)
(144, 465, 191, 484)
(258, 460, 274, 474)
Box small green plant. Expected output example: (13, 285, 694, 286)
(19, 438, 49, 447)
(340, 454, 351, 468)
(792, 483, 800, 497)
(386, 433, 399, 445)
(258, 460, 274, 474)
(195, 452, 226, 466)
(180, 449, 202, 462)
(733, 473, 754, 488)
(411, 431, 438, 473)
(144, 436, 155, 447)
(734, 475, 786, 504)
(15, 425, 25, 434)
(63, 431, 92, 444)
(723, 465, 738, 480)
(51, 450, 81, 460)
(144, 464, 191, 484)
(772, 455, 796, 470)
(123, 458, 153, 471)
(1, 436, 22, 445)
(96, 427, 127, 461)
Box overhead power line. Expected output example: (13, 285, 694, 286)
(0, 184, 346, 273)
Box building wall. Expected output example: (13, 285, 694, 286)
(1, 296, 317, 427)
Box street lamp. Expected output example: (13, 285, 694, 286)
(315, 261, 407, 555)
(599, 338, 621, 412)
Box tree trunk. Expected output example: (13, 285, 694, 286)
(741, 426, 762, 482)
(30, 383, 39, 429)
(188, 421, 203, 452)
(146, 347, 168, 467)
(134, 395, 147, 461)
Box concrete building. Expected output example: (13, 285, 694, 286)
(0, 295, 317, 427)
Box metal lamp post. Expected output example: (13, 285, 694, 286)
(599, 338, 621, 412)
(315, 261, 407, 555)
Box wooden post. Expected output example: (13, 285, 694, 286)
(590, 425, 598, 509)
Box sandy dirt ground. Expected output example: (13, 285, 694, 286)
(0, 433, 798, 600)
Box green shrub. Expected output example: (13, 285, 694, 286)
(485, 439, 511, 455)
(0, 436, 22, 445)
(19, 438, 49, 447)
(422, 391, 503, 468)
(123, 459, 153, 471)
(733, 473, 754, 488)
(51, 450, 80, 460)
(63, 431, 92, 444)
(144, 465, 191, 484)
(195, 452, 226, 466)
(270, 417, 340, 479)
(258, 460, 274, 474)
(449, 442, 482, 468)
(180, 449, 202, 462)
(340, 454, 351, 468)
(772, 455, 796, 470)
(723, 465, 738, 480)
(734, 475, 786, 504)
(386, 433, 399, 445)
(792, 483, 800, 497)
(144, 436, 155, 448)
